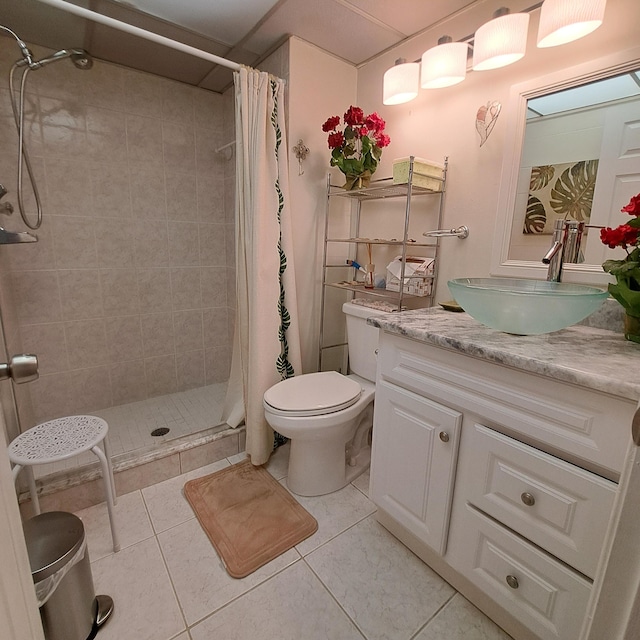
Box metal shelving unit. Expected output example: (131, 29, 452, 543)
(318, 156, 448, 370)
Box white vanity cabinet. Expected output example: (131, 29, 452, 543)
(369, 379, 461, 555)
(370, 330, 636, 640)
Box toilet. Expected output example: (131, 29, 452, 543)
(263, 301, 386, 496)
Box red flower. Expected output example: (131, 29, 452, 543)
(327, 132, 344, 149)
(375, 133, 391, 148)
(600, 224, 639, 249)
(322, 116, 341, 132)
(357, 125, 369, 138)
(365, 113, 385, 134)
(344, 106, 364, 126)
(622, 194, 640, 216)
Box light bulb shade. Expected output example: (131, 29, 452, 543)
(537, 0, 606, 48)
(421, 42, 468, 88)
(473, 12, 530, 71)
(383, 61, 419, 105)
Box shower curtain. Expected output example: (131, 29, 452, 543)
(222, 67, 302, 465)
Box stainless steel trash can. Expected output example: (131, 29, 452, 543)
(23, 511, 97, 640)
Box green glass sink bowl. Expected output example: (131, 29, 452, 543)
(447, 278, 609, 335)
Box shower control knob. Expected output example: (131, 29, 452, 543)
(439, 431, 450, 443)
(0, 354, 39, 384)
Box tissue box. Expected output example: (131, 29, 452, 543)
(386, 256, 435, 297)
(392, 157, 443, 191)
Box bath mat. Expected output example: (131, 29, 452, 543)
(184, 459, 318, 578)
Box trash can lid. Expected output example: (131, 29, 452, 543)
(23, 511, 86, 582)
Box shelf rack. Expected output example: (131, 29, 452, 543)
(318, 156, 448, 370)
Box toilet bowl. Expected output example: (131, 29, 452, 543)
(263, 301, 385, 496)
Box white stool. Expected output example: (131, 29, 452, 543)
(8, 415, 120, 552)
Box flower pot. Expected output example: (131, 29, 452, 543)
(624, 313, 640, 343)
(342, 174, 371, 191)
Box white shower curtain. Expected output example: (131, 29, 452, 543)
(222, 67, 302, 466)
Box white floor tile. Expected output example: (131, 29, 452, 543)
(264, 441, 290, 480)
(413, 593, 513, 640)
(189, 561, 364, 640)
(288, 481, 377, 556)
(306, 515, 455, 640)
(91, 537, 185, 640)
(142, 459, 230, 534)
(77, 490, 154, 562)
(158, 516, 300, 626)
(351, 468, 370, 497)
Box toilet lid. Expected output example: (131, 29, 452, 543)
(264, 371, 362, 416)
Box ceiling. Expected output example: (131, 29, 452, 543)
(0, 0, 478, 92)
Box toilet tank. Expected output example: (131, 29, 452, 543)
(342, 302, 387, 382)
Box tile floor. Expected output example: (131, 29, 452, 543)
(76, 443, 513, 640)
(34, 383, 227, 478)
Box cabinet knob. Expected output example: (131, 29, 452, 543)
(521, 492, 536, 507)
(439, 431, 450, 443)
(506, 575, 519, 589)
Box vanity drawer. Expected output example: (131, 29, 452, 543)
(378, 333, 633, 479)
(448, 503, 592, 640)
(463, 424, 617, 579)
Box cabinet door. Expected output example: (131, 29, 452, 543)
(370, 379, 462, 555)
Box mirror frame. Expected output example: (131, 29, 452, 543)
(491, 45, 640, 285)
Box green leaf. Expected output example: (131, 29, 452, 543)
(523, 195, 546, 234)
(609, 280, 640, 315)
(549, 159, 599, 221)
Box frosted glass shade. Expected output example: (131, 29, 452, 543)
(473, 12, 530, 71)
(537, 0, 606, 48)
(383, 61, 420, 105)
(421, 42, 468, 88)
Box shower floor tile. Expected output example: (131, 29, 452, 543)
(33, 383, 227, 479)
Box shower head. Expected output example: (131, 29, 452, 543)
(27, 48, 93, 70)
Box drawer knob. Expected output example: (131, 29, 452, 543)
(521, 492, 536, 507)
(439, 431, 450, 443)
(506, 575, 519, 589)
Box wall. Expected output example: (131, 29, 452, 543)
(0, 40, 233, 428)
(260, 37, 357, 373)
(355, 0, 640, 303)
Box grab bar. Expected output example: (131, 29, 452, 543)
(423, 225, 469, 239)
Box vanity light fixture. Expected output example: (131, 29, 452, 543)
(537, 0, 607, 48)
(420, 36, 468, 89)
(473, 7, 530, 71)
(382, 1, 608, 105)
(383, 58, 420, 105)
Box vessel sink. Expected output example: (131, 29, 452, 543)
(447, 278, 609, 335)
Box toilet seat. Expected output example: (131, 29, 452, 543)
(263, 371, 362, 417)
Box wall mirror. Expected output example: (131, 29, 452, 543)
(491, 46, 640, 285)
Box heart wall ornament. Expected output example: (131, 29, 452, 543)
(476, 100, 502, 147)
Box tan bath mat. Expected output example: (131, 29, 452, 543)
(184, 459, 318, 578)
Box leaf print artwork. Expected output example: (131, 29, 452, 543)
(523, 159, 599, 234)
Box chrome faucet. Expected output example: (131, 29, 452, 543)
(542, 219, 584, 282)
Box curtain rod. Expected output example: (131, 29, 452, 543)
(35, 0, 242, 71)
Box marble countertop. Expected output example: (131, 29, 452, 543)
(367, 307, 640, 402)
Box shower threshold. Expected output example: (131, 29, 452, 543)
(20, 384, 245, 504)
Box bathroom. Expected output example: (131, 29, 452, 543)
(2, 0, 640, 638)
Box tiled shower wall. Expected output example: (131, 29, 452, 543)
(0, 41, 235, 430)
